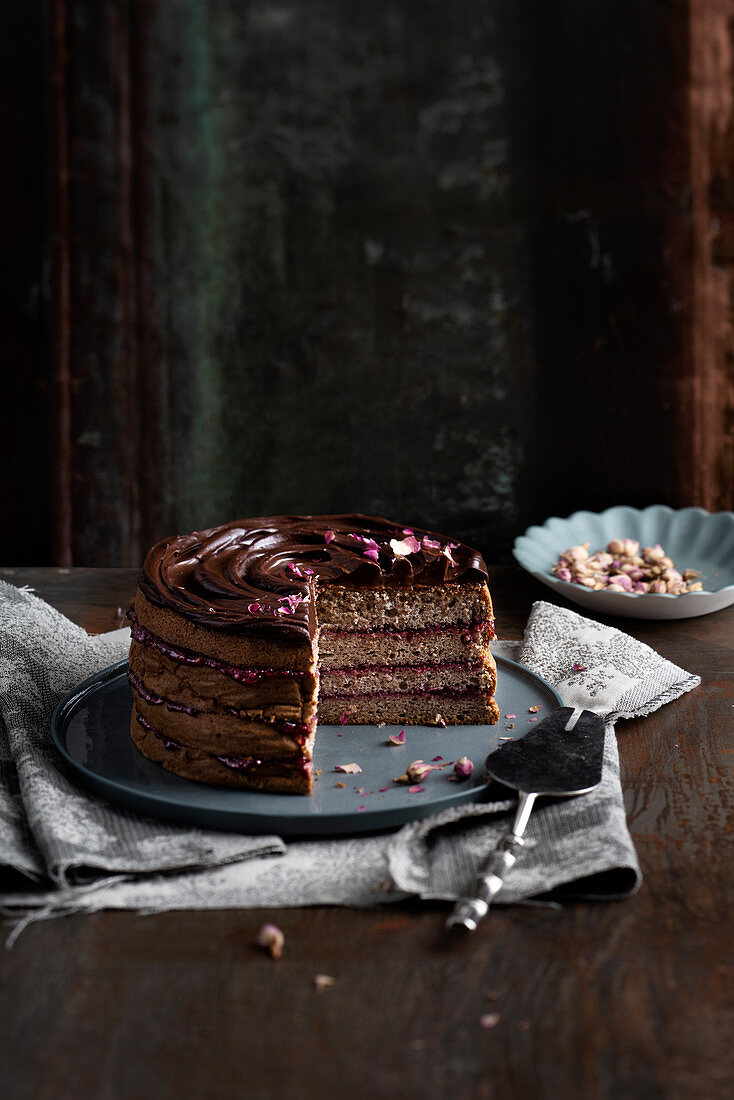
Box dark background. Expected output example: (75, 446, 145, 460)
(3, 0, 733, 567)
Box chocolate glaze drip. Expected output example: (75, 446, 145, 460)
(138, 514, 489, 639)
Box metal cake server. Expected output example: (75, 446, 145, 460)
(446, 706, 605, 932)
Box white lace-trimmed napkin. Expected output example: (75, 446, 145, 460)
(0, 584, 699, 931)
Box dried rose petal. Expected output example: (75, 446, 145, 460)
(422, 536, 441, 551)
(339, 709, 352, 725)
(334, 762, 362, 774)
(363, 548, 380, 562)
(402, 527, 414, 535)
(572, 663, 588, 672)
(389, 536, 421, 557)
(453, 756, 474, 780)
(286, 563, 304, 577)
(324, 530, 336, 544)
(480, 1013, 500, 1029)
(256, 922, 284, 959)
(408, 785, 425, 794)
(442, 546, 458, 566)
(313, 974, 336, 991)
(389, 729, 406, 745)
(247, 603, 261, 614)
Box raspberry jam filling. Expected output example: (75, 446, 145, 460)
(320, 687, 492, 701)
(321, 658, 484, 677)
(129, 612, 304, 683)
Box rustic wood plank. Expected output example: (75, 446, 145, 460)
(0, 567, 731, 1099)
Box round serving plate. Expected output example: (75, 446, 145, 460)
(513, 504, 734, 620)
(51, 656, 561, 837)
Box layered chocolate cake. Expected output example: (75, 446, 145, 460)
(129, 515, 499, 794)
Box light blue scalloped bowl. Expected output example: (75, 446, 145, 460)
(513, 505, 734, 619)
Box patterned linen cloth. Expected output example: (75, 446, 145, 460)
(0, 582, 699, 929)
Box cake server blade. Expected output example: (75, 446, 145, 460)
(445, 706, 605, 932)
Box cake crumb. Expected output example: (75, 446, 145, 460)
(335, 781, 345, 788)
(313, 974, 336, 991)
(256, 922, 284, 960)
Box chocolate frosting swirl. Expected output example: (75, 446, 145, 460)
(139, 515, 488, 639)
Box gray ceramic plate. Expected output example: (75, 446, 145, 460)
(51, 656, 562, 836)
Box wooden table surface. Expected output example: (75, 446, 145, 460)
(1, 567, 731, 1100)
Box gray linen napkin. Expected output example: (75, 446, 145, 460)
(0, 585, 699, 927)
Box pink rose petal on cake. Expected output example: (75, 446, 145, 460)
(390, 536, 421, 557)
(363, 548, 380, 561)
(442, 546, 458, 566)
(389, 729, 406, 745)
(324, 530, 335, 544)
(422, 536, 441, 550)
(334, 762, 362, 774)
(247, 603, 261, 614)
(402, 527, 414, 535)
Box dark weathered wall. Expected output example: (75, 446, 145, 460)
(5, 1, 734, 565)
(131, 0, 541, 560)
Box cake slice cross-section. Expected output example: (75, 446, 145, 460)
(128, 515, 499, 794)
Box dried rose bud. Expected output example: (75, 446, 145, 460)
(606, 573, 632, 591)
(555, 568, 572, 582)
(394, 760, 437, 784)
(389, 729, 406, 745)
(453, 756, 474, 780)
(608, 538, 639, 557)
(649, 579, 667, 593)
(643, 543, 666, 563)
(565, 544, 590, 562)
(256, 922, 284, 959)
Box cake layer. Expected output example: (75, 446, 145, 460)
(319, 659, 496, 698)
(131, 688, 312, 758)
(319, 695, 501, 726)
(133, 593, 315, 672)
(129, 636, 318, 717)
(317, 621, 494, 669)
(315, 582, 492, 633)
(131, 710, 313, 794)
